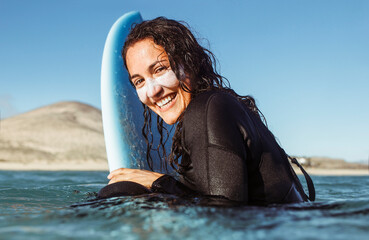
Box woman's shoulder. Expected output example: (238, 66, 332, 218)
(183, 89, 245, 128)
(187, 89, 241, 113)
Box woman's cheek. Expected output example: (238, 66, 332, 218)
(155, 70, 179, 88)
(136, 87, 147, 103)
(135, 70, 180, 104)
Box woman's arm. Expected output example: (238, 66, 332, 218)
(106, 168, 197, 196)
(108, 168, 164, 188)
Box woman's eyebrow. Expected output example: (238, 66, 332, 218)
(129, 73, 140, 80)
(148, 59, 167, 71)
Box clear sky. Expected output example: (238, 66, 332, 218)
(1, 0, 368, 163)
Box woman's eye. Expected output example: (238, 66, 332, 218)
(134, 78, 144, 88)
(155, 66, 167, 74)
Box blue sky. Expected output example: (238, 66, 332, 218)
(1, 0, 368, 163)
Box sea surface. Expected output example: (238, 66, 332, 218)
(0, 171, 368, 240)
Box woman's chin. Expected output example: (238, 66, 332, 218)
(162, 116, 177, 125)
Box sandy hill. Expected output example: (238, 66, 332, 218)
(0, 101, 108, 170)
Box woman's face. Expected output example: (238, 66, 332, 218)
(126, 39, 192, 125)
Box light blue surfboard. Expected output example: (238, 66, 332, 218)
(101, 11, 173, 173)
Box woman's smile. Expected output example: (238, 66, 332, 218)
(126, 39, 192, 125)
(156, 93, 176, 109)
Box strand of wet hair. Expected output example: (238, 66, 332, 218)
(142, 105, 154, 170)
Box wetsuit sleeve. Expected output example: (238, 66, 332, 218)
(182, 92, 249, 202)
(97, 175, 196, 199)
(151, 175, 197, 196)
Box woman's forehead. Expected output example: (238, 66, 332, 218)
(126, 39, 169, 72)
(128, 39, 166, 59)
(126, 39, 168, 68)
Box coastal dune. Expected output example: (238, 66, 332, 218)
(0, 101, 108, 170)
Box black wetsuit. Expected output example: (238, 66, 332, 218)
(99, 90, 310, 204)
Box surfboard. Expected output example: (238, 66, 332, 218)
(101, 11, 173, 173)
(101, 11, 144, 172)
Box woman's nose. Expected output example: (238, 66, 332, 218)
(146, 78, 163, 98)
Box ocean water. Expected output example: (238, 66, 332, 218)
(0, 171, 368, 240)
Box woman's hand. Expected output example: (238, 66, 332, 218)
(107, 168, 164, 188)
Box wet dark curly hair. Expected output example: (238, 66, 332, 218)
(122, 17, 265, 172)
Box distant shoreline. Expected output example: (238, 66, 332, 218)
(1, 162, 368, 176)
(2, 101, 367, 177)
(293, 167, 368, 176)
(0, 161, 109, 171)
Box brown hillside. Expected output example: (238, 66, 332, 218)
(0, 101, 107, 169)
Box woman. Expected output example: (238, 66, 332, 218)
(99, 17, 314, 205)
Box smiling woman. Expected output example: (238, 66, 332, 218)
(126, 39, 192, 125)
(99, 17, 314, 205)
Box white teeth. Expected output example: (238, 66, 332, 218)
(157, 95, 175, 108)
